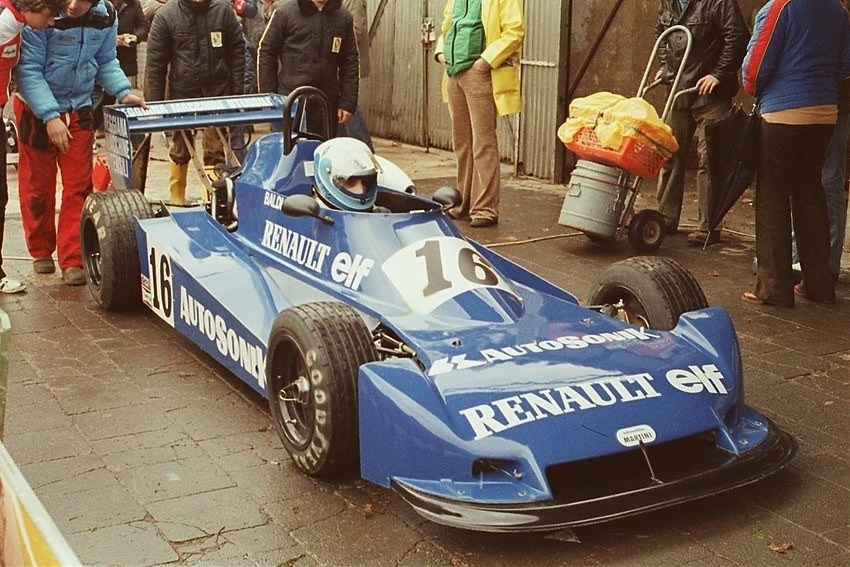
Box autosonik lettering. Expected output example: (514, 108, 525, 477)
(429, 328, 660, 376)
(179, 288, 266, 387)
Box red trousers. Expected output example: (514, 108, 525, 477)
(14, 98, 93, 269)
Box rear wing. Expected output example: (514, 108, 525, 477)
(103, 94, 288, 192)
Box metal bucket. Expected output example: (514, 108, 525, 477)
(558, 159, 629, 239)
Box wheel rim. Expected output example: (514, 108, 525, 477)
(639, 221, 663, 246)
(600, 287, 652, 328)
(81, 219, 102, 288)
(272, 343, 314, 450)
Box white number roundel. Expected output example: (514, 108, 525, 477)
(381, 236, 516, 314)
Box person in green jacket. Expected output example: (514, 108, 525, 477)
(435, 0, 523, 228)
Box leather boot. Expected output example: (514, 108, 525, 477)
(169, 162, 189, 204)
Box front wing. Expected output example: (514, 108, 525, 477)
(391, 420, 795, 532)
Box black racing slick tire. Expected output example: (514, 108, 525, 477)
(587, 256, 708, 331)
(80, 190, 153, 311)
(627, 209, 666, 252)
(266, 302, 377, 478)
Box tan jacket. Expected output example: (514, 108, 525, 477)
(341, 0, 369, 78)
(435, 0, 524, 115)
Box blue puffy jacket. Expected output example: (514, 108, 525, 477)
(743, 0, 850, 113)
(14, 1, 131, 123)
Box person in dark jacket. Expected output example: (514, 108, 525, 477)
(257, 0, 358, 138)
(113, 0, 147, 78)
(144, 0, 245, 203)
(653, 0, 749, 246)
(741, 0, 850, 307)
(92, 0, 148, 131)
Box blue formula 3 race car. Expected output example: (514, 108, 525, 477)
(80, 88, 796, 533)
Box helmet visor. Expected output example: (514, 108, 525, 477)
(337, 173, 378, 197)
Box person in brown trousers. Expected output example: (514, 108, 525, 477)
(435, 0, 524, 228)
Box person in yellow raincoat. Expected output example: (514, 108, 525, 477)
(435, 0, 523, 228)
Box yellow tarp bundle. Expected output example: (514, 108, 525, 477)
(557, 92, 679, 157)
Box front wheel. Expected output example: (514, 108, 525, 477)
(80, 190, 153, 311)
(265, 302, 377, 478)
(587, 256, 708, 331)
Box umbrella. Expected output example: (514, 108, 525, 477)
(705, 104, 760, 231)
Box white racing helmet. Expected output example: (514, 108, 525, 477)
(313, 138, 382, 211)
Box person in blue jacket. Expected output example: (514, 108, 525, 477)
(13, 0, 146, 286)
(741, 0, 850, 306)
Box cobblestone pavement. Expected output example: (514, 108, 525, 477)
(1, 135, 848, 566)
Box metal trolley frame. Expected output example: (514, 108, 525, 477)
(561, 25, 695, 252)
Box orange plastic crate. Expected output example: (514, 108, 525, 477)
(564, 127, 668, 178)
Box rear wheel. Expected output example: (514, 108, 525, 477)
(587, 256, 708, 331)
(80, 190, 153, 311)
(266, 302, 377, 478)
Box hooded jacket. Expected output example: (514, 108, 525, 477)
(14, 0, 132, 122)
(656, 0, 749, 110)
(435, 0, 524, 116)
(257, 0, 359, 112)
(144, 0, 245, 101)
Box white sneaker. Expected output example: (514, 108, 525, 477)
(0, 277, 25, 294)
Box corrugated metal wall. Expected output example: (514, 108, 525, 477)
(362, 1, 765, 182)
(362, 0, 521, 160)
(363, 1, 429, 145)
(516, 0, 561, 179)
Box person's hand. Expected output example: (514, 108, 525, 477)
(436, 52, 445, 65)
(696, 74, 720, 95)
(119, 92, 147, 109)
(473, 58, 489, 72)
(338, 109, 352, 124)
(46, 117, 71, 154)
(117, 34, 137, 47)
